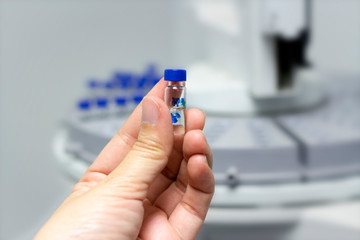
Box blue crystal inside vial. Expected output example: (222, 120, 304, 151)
(164, 69, 186, 135)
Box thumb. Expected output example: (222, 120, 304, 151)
(103, 96, 174, 200)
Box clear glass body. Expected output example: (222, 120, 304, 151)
(165, 81, 186, 134)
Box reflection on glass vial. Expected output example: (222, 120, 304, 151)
(164, 69, 186, 135)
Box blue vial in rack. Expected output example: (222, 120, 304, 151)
(77, 98, 92, 120)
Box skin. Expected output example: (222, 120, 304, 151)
(35, 79, 214, 240)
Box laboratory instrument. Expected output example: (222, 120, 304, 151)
(53, 1, 360, 239)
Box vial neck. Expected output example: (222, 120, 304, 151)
(167, 81, 185, 87)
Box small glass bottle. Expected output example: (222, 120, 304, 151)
(164, 69, 186, 135)
(76, 98, 92, 121)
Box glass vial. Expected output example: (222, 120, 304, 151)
(164, 69, 186, 135)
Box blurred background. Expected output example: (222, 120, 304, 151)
(0, 0, 359, 239)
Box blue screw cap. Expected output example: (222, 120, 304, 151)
(87, 79, 99, 89)
(113, 72, 132, 89)
(78, 99, 91, 110)
(115, 96, 127, 106)
(133, 95, 143, 104)
(164, 69, 186, 81)
(96, 97, 108, 108)
(104, 81, 114, 89)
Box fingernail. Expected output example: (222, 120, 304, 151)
(142, 97, 159, 125)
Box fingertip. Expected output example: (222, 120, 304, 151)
(146, 77, 167, 96)
(183, 130, 213, 168)
(189, 154, 210, 171)
(185, 108, 206, 131)
(187, 154, 215, 194)
(184, 128, 206, 141)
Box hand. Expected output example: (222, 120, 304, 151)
(35, 79, 214, 240)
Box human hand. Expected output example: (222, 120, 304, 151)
(35, 79, 214, 240)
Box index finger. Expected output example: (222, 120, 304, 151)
(84, 78, 168, 177)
